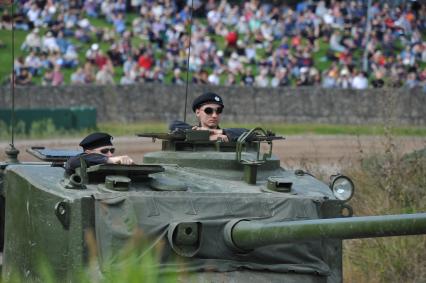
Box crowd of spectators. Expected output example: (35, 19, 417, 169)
(1, 0, 425, 91)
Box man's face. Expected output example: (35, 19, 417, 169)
(86, 146, 115, 157)
(195, 103, 223, 129)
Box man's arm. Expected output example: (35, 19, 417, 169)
(223, 128, 248, 142)
(65, 153, 108, 175)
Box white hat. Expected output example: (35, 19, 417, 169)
(91, 43, 99, 51)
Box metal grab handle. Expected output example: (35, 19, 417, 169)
(236, 127, 273, 164)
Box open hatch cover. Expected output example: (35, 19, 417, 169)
(27, 147, 82, 162)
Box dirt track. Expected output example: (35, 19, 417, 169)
(1, 135, 424, 173)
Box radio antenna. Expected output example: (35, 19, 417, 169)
(5, 0, 20, 163)
(183, 0, 194, 123)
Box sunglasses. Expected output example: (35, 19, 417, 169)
(100, 147, 115, 154)
(203, 107, 223, 115)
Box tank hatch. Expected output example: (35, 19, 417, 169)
(84, 164, 164, 183)
(27, 146, 82, 162)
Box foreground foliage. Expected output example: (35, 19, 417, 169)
(342, 139, 426, 282)
(2, 231, 179, 283)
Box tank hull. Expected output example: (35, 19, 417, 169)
(2, 162, 343, 282)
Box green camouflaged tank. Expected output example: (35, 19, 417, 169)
(1, 128, 425, 283)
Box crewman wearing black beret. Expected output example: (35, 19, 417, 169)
(65, 132, 134, 175)
(170, 92, 247, 142)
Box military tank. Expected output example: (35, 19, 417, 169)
(1, 127, 425, 283)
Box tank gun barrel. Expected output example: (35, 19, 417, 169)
(229, 213, 426, 250)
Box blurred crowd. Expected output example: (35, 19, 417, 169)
(1, 0, 425, 90)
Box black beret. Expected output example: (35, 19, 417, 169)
(192, 92, 224, 112)
(79, 132, 113, 150)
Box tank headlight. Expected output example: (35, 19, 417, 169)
(330, 175, 354, 202)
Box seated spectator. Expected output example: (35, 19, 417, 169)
(14, 57, 27, 74)
(296, 67, 310, 86)
(70, 67, 86, 85)
(63, 46, 79, 68)
(51, 64, 64, 86)
(145, 66, 164, 83)
(94, 50, 112, 71)
(351, 71, 369, 90)
(112, 13, 126, 34)
(371, 69, 385, 88)
(113, 0, 127, 15)
(13, 10, 29, 31)
(83, 62, 96, 84)
(193, 69, 209, 84)
(84, 0, 99, 18)
(26, 3, 42, 29)
(405, 72, 419, 89)
(225, 72, 237, 86)
(171, 68, 184, 85)
(308, 67, 321, 86)
(129, 64, 141, 83)
(138, 51, 153, 70)
(336, 68, 352, 89)
(122, 55, 136, 75)
(107, 44, 124, 67)
(74, 26, 92, 43)
(101, 1, 115, 22)
(255, 68, 270, 87)
(55, 31, 70, 54)
(322, 68, 338, 88)
(24, 51, 42, 76)
(208, 69, 221, 85)
(15, 68, 33, 85)
(21, 28, 41, 52)
(41, 68, 53, 86)
(329, 30, 347, 53)
(42, 31, 59, 53)
(225, 31, 238, 49)
(241, 67, 255, 86)
(1, 10, 12, 30)
(227, 52, 243, 75)
(120, 71, 135, 85)
(271, 67, 290, 87)
(95, 65, 115, 85)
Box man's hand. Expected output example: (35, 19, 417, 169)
(192, 127, 229, 142)
(108, 155, 135, 165)
(191, 126, 210, 131)
(209, 133, 229, 142)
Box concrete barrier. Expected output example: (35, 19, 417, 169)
(0, 85, 424, 126)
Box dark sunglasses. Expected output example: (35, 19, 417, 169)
(100, 148, 115, 154)
(203, 107, 223, 115)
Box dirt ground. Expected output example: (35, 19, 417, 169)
(1, 135, 425, 173)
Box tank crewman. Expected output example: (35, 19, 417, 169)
(169, 92, 247, 142)
(65, 132, 134, 175)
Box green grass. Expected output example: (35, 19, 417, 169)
(2, 120, 425, 140)
(0, 29, 26, 83)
